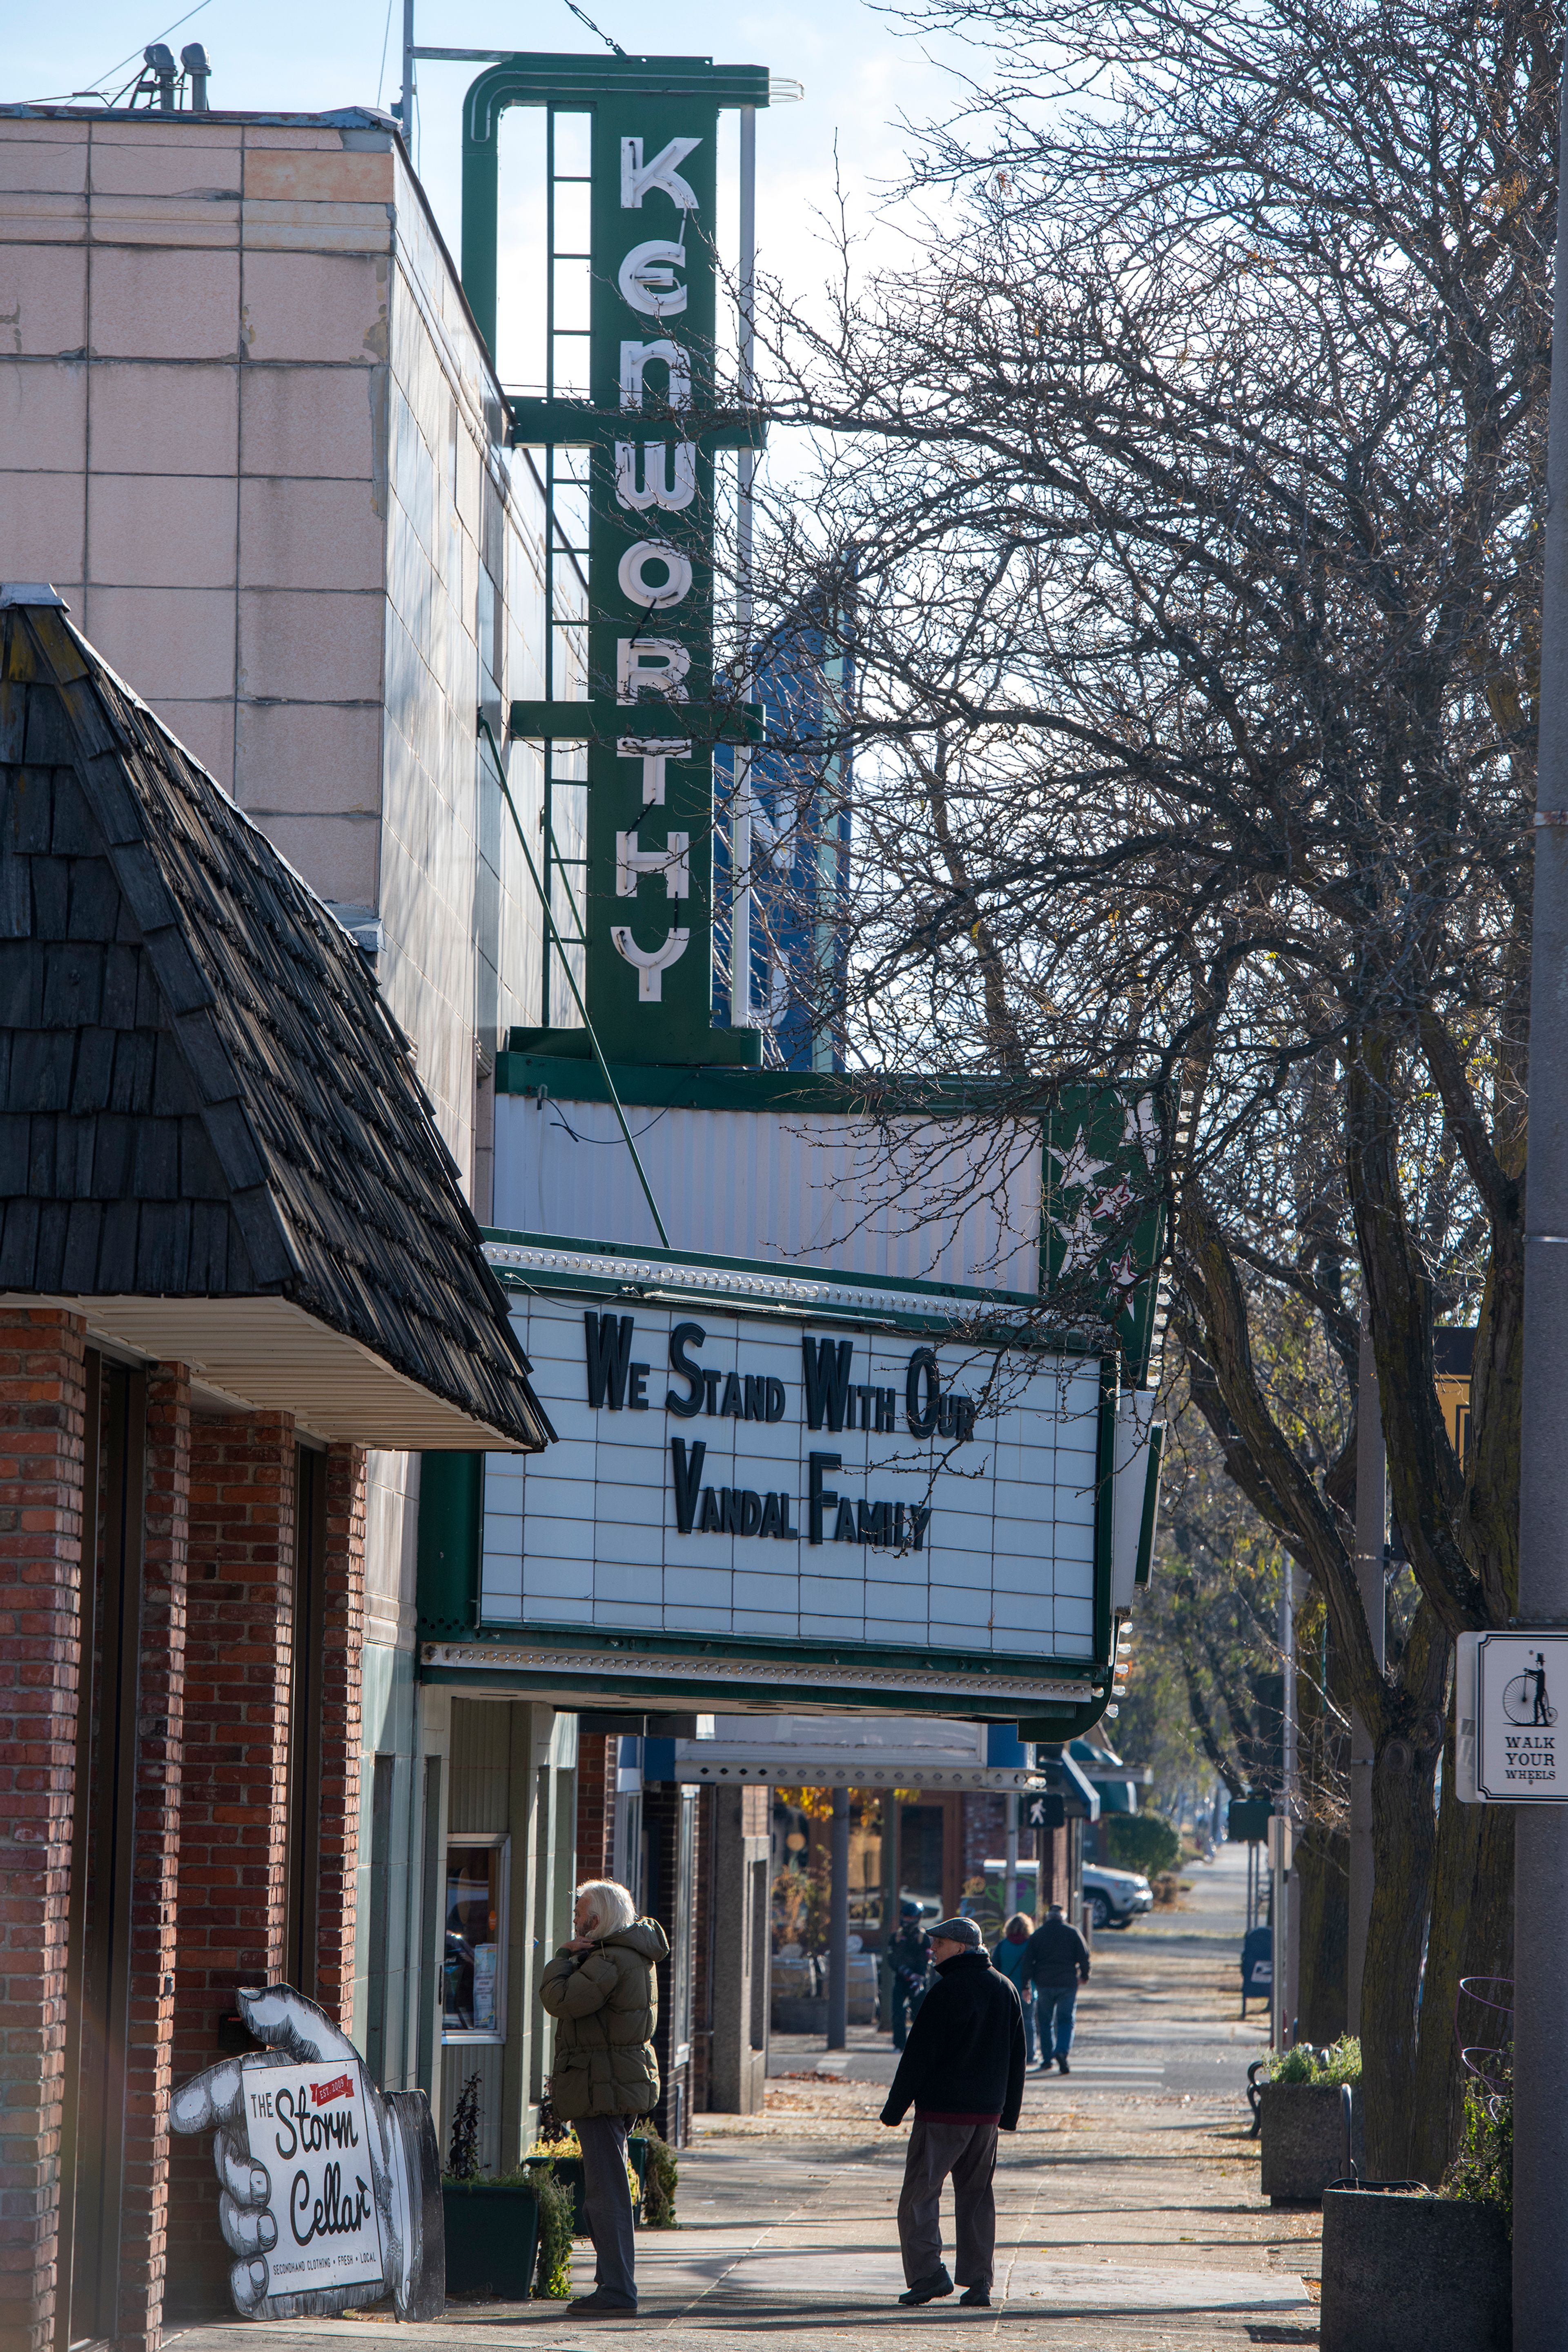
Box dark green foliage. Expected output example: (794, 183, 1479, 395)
(532, 2164, 576, 2297)
(1102, 1812, 1181, 1878)
(1443, 2065, 1512, 2235)
(635, 2125, 679, 2227)
(448, 2074, 482, 2183)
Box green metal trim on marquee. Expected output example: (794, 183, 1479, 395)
(480, 1225, 1110, 1350)
(461, 51, 773, 1069)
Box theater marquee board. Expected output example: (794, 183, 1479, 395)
(418, 1236, 1162, 1735)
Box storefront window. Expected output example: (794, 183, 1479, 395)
(443, 1838, 507, 2042)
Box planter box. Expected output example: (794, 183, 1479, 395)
(1258, 2083, 1363, 2203)
(1321, 2185, 1509, 2352)
(442, 2181, 539, 2301)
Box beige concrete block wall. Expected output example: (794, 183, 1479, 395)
(0, 105, 548, 1183)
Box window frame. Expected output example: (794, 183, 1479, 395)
(441, 1831, 510, 2047)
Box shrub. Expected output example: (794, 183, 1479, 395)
(637, 2124, 679, 2227)
(1264, 2036, 1361, 2086)
(1443, 2064, 1512, 2234)
(1102, 1813, 1181, 1879)
(532, 2165, 575, 2298)
(448, 2074, 482, 2180)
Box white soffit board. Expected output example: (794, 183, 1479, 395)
(9, 1294, 528, 1450)
(479, 1293, 1100, 1662)
(492, 1098, 1044, 1291)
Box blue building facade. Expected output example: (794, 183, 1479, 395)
(713, 626, 852, 1072)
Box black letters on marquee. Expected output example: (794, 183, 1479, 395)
(583, 1316, 958, 1550)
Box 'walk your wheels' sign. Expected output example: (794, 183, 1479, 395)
(1457, 1629, 1568, 1802)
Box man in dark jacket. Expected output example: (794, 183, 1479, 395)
(880, 1915, 1026, 2309)
(1021, 1901, 1091, 2074)
(885, 1902, 932, 2050)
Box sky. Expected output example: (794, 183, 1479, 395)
(9, 0, 980, 388)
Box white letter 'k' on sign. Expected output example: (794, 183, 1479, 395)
(621, 137, 701, 212)
(611, 926, 690, 1000)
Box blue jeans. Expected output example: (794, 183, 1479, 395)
(1016, 1986, 1036, 2062)
(1038, 1983, 1077, 2060)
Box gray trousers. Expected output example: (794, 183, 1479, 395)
(896, 2119, 999, 2289)
(577, 2114, 637, 2307)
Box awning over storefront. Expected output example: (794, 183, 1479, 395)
(0, 589, 552, 1450)
(664, 1713, 1044, 1790)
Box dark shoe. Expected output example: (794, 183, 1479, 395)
(568, 2293, 637, 2316)
(1032, 2058, 1054, 2072)
(899, 2267, 954, 2306)
(1057, 2054, 1070, 2074)
(959, 2285, 992, 2307)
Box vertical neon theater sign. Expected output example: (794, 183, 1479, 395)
(462, 55, 772, 1066)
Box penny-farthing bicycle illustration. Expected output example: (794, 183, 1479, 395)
(1503, 1653, 1559, 1727)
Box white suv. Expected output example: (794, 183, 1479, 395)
(1082, 1863, 1154, 1929)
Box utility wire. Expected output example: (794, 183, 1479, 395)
(561, 0, 627, 58)
(375, 0, 396, 107)
(478, 717, 672, 1250)
(82, 0, 213, 93)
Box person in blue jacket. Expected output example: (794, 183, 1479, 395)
(990, 1912, 1037, 2062)
(880, 1916, 1026, 2310)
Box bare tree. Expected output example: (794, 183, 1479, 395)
(743, 0, 1556, 2172)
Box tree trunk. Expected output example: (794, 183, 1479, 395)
(1408, 1721, 1515, 2185)
(1294, 1817, 1350, 2044)
(1361, 1737, 1441, 2176)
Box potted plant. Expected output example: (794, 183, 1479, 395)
(1256, 2038, 1364, 2203)
(441, 2075, 541, 2301)
(1318, 2054, 1510, 2351)
(526, 2108, 653, 2234)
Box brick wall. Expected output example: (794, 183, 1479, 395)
(575, 1733, 617, 1884)
(962, 1793, 1008, 1889)
(0, 1309, 86, 2352)
(167, 1410, 297, 2319)
(316, 1445, 366, 2029)
(118, 1363, 191, 2352)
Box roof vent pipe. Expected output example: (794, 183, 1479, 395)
(181, 43, 212, 111)
(143, 42, 176, 111)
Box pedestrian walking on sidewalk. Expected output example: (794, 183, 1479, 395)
(540, 1878, 669, 2319)
(886, 1901, 932, 2049)
(991, 1912, 1037, 2063)
(1022, 1900, 1090, 2074)
(880, 1915, 1027, 2310)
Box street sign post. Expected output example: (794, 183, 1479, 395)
(1455, 1630, 1568, 1803)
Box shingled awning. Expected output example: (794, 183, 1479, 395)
(0, 586, 551, 1452)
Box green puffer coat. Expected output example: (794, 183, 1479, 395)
(539, 1918, 669, 2120)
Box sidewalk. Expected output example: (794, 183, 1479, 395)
(169, 1852, 1319, 2348)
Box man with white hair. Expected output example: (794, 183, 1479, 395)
(540, 1878, 668, 2316)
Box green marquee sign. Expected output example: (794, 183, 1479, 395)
(462, 54, 771, 1066)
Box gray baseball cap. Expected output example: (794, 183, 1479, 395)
(928, 1916, 982, 1948)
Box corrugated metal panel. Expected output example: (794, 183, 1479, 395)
(493, 1099, 1043, 1292)
(449, 1700, 514, 1833)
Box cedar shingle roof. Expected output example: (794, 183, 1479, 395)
(0, 592, 550, 1452)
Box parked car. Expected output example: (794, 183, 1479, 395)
(1082, 1862, 1154, 1929)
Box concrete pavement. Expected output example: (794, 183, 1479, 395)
(168, 1849, 1319, 2350)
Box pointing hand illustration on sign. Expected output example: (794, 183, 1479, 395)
(170, 1984, 443, 2322)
